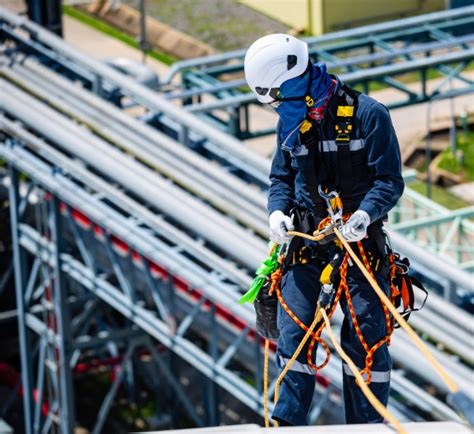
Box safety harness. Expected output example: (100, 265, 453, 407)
(300, 84, 363, 217)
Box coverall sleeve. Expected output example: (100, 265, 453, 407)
(268, 143, 296, 215)
(358, 101, 405, 223)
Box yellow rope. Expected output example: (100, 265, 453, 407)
(320, 308, 407, 434)
(263, 339, 270, 428)
(262, 224, 461, 429)
(287, 229, 326, 242)
(272, 302, 323, 427)
(333, 227, 460, 394)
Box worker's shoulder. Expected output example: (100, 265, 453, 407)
(356, 92, 390, 119)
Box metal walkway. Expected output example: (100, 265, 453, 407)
(0, 7, 473, 434)
(161, 6, 474, 139)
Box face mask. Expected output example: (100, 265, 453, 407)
(273, 62, 333, 153)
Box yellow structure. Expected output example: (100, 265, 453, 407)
(239, 0, 445, 35)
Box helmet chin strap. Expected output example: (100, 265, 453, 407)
(275, 61, 314, 106)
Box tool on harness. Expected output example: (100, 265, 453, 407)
(318, 252, 343, 307)
(315, 185, 344, 244)
(239, 242, 280, 304)
(254, 281, 280, 341)
(239, 242, 284, 340)
(389, 251, 428, 328)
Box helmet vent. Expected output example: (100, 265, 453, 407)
(287, 55, 297, 70)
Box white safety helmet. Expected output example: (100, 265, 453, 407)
(244, 33, 309, 104)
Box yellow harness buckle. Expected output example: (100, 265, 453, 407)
(337, 106, 354, 117)
(300, 120, 312, 133)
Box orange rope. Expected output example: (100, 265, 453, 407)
(270, 233, 395, 391)
(264, 214, 399, 426)
(334, 227, 460, 394)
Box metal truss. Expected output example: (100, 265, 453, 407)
(0, 136, 469, 433)
(156, 7, 474, 139)
(0, 142, 277, 433)
(390, 188, 474, 271)
(0, 9, 472, 430)
(0, 135, 470, 433)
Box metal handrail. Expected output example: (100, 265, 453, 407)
(162, 5, 474, 82)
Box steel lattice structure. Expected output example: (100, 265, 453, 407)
(161, 7, 474, 139)
(2, 138, 470, 433)
(0, 6, 473, 433)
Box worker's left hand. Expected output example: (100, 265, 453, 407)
(341, 210, 371, 242)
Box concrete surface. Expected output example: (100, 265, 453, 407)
(138, 421, 473, 433)
(78, 1, 215, 59)
(450, 182, 474, 204)
(63, 14, 170, 79)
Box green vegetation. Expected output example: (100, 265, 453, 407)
(138, 0, 288, 52)
(62, 5, 176, 65)
(408, 180, 470, 210)
(438, 131, 474, 181)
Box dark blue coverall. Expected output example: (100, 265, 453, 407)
(269, 77, 404, 426)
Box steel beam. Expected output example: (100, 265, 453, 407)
(50, 196, 76, 434)
(8, 165, 34, 434)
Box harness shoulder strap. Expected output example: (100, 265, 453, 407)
(300, 121, 326, 217)
(334, 85, 360, 212)
(299, 84, 361, 216)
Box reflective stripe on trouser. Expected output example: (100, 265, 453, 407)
(340, 260, 392, 424)
(272, 261, 322, 426)
(342, 364, 390, 383)
(280, 356, 315, 375)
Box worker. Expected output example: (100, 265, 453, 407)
(244, 34, 404, 426)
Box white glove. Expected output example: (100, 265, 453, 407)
(269, 210, 294, 244)
(341, 210, 371, 242)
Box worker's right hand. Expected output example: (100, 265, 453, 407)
(269, 210, 294, 244)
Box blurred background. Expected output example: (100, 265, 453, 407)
(0, 1, 473, 433)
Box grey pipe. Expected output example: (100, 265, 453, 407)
(1, 82, 266, 268)
(425, 291, 473, 334)
(0, 115, 253, 289)
(11, 59, 268, 211)
(0, 7, 271, 178)
(388, 230, 473, 293)
(2, 64, 268, 235)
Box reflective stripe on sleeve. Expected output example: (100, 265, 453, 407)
(342, 363, 390, 383)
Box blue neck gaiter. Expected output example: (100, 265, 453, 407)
(275, 62, 333, 154)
